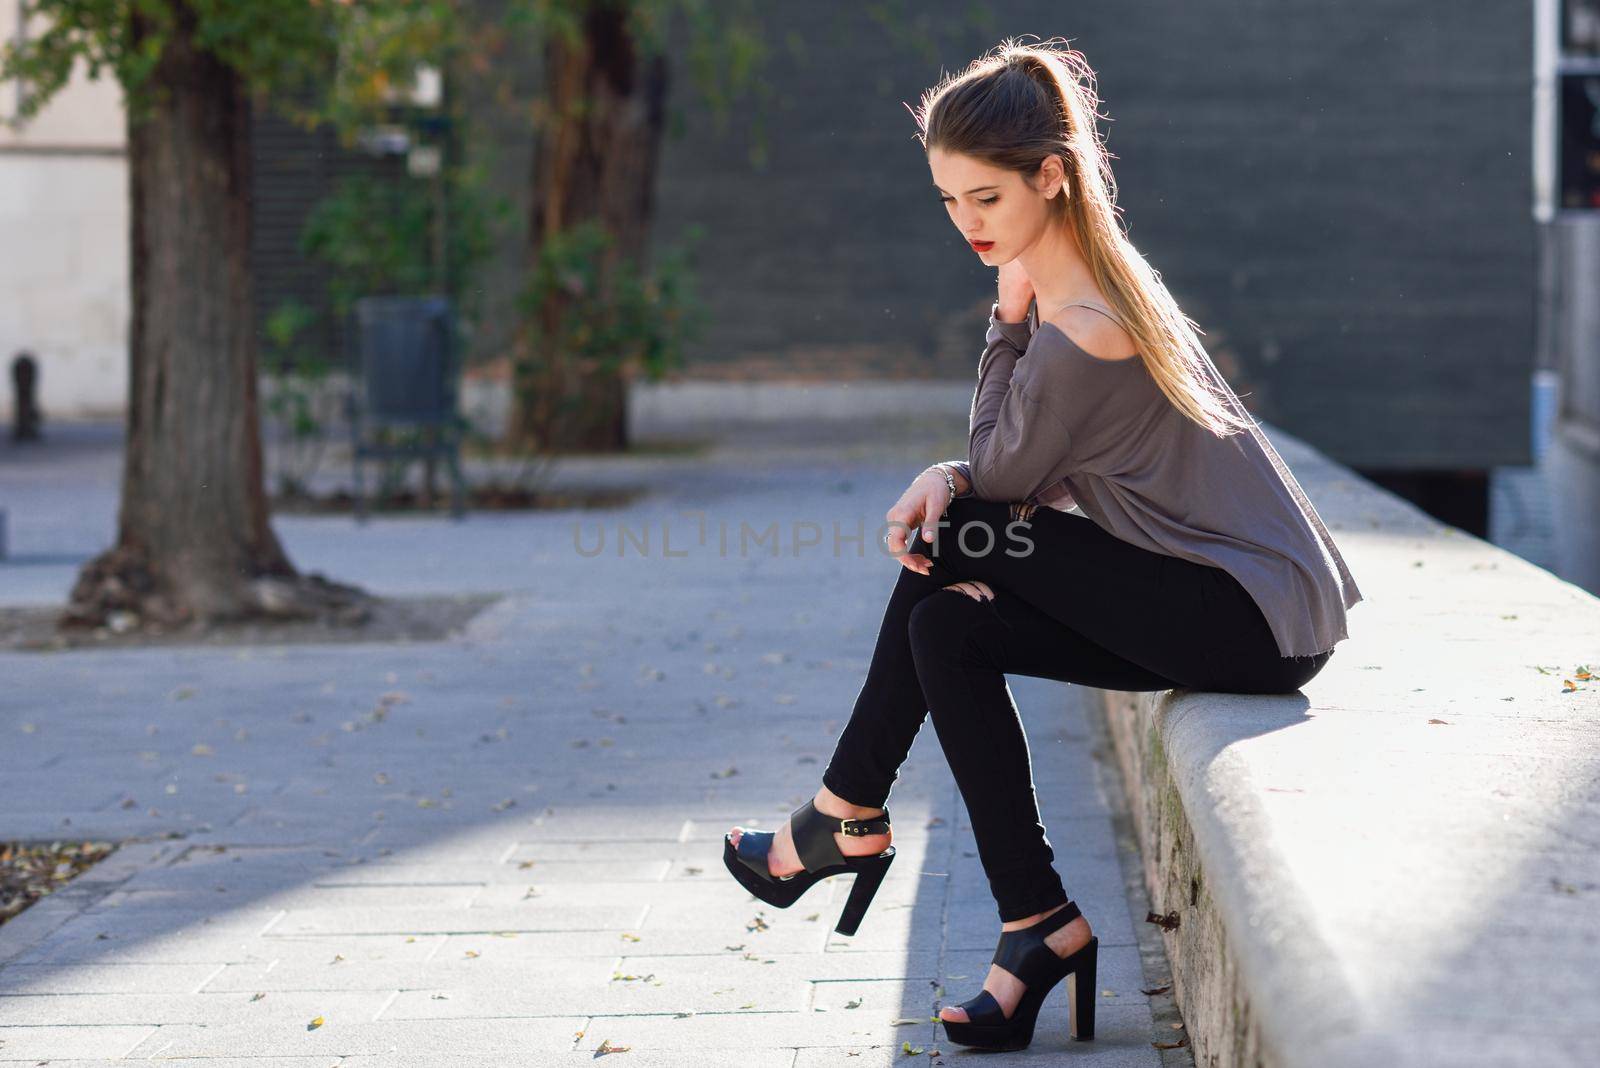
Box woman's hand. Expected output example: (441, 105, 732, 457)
(884, 468, 951, 575)
(996, 258, 1036, 323)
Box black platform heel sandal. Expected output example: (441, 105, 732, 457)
(939, 899, 1098, 1051)
(722, 799, 895, 936)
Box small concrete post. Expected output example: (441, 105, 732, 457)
(11, 350, 42, 442)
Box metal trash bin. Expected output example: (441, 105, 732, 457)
(346, 295, 469, 522)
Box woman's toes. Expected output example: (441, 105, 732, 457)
(728, 823, 793, 878)
(939, 1006, 968, 1023)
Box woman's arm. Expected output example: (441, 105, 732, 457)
(958, 302, 1075, 502)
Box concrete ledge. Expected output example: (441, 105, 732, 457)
(627, 379, 974, 439)
(1092, 423, 1600, 1067)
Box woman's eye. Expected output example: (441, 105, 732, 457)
(940, 196, 1000, 206)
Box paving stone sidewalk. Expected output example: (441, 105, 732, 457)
(0, 418, 1190, 1066)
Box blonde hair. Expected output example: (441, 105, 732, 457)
(910, 36, 1253, 438)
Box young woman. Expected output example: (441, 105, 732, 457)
(724, 37, 1363, 1053)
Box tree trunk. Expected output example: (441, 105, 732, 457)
(62, 2, 367, 632)
(509, 0, 668, 453)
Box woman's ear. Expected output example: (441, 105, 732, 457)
(1032, 156, 1063, 199)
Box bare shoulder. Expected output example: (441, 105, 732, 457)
(1039, 304, 1139, 362)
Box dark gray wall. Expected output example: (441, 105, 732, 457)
(251, 104, 415, 373)
(651, 2, 1536, 469)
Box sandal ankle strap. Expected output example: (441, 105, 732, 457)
(839, 812, 891, 836)
(992, 899, 1081, 974)
(787, 799, 891, 872)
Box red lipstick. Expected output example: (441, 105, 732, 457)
(970, 240, 994, 252)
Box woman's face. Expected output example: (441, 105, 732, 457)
(928, 147, 1060, 263)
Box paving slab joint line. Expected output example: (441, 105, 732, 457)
(0, 838, 183, 966)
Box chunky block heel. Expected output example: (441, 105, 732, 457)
(939, 900, 1097, 1052)
(722, 799, 894, 936)
(834, 847, 894, 936)
(1066, 933, 1098, 1040)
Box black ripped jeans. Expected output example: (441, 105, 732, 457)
(820, 496, 1333, 922)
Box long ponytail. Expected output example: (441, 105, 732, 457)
(911, 36, 1254, 437)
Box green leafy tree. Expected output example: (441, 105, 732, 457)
(0, 0, 451, 630)
(493, 0, 719, 451)
(484, 0, 931, 450)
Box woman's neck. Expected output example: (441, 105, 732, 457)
(1019, 222, 1100, 315)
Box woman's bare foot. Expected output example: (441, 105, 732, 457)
(937, 902, 1094, 1023)
(727, 785, 892, 878)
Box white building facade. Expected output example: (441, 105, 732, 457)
(1, 2, 128, 424)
